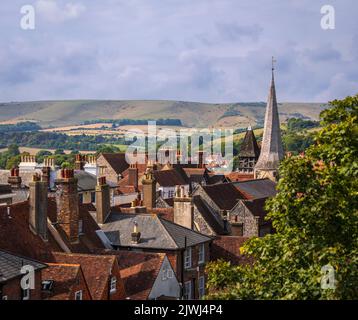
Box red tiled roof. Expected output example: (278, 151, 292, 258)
(47, 197, 105, 253)
(154, 169, 187, 187)
(94, 249, 166, 300)
(225, 172, 255, 182)
(211, 236, 252, 265)
(41, 263, 87, 300)
(202, 183, 245, 210)
(51, 252, 125, 300)
(100, 153, 129, 175)
(151, 208, 174, 222)
(0, 202, 60, 262)
(117, 252, 165, 300)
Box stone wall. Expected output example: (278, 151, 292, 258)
(230, 201, 259, 237)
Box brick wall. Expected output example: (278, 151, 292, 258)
(167, 242, 210, 299)
(1, 272, 42, 300)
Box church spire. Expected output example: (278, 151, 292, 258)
(254, 58, 284, 181)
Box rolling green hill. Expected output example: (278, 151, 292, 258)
(0, 100, 327, 128)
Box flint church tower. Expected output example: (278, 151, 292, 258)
(254, 58, 284, 181)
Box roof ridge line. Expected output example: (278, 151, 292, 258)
(157, 216, 181, 248)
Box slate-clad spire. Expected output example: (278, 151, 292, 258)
(237, 126, 260, 173)
(239, 126, 260, 158)
(254, 63, 283, 181)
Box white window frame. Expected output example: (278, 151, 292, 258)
(198, 244, 205, 264)
(184, 247, 192, 269)
(183, 281, 192, 300)
(110, 276, 117, 294)
(162, 268, 174, 281)
(168, 189, 175, 198)
(75, 290, 83, 300)
(22, 288, 30, 300)
(198, 276, 205, 298)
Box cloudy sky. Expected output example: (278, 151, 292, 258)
(0, 0, 357, 103)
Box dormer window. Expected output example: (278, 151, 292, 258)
(41, 280, 54, 292)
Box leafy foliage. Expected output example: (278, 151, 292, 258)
(206, 95, 358, 300)
(0, 121, 41, 133)
(287, 118, 319, 132)
(0, 131, 129, 152)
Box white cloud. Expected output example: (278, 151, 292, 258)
(0, 0, 357, 102)
(36, 0, 86, 23)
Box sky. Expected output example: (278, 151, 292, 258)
(0, 0, 357, 103)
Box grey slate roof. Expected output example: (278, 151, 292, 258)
(74, 170, 97, 192)
(239, 128, 260, 158)
(233, 178, 277, 199)
(0, 250, 47, 284)
(101, 213, 212, 250)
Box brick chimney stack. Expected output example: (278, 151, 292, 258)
(74, 154, 86, 170)
(128, 163, 139, 190)
(41, 166, 51, 190)
(174, 185, 193, 229)
(29, 174, 48, 240)
(55, 169, 80, 243)
(44, 157, 55, 169)
(142, 162, 156, 209)
(198, 151, 204, 168)
(95, 176, 111, 224)
(8, 166, 22, 189)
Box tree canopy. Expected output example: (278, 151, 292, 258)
(206, 94, 358, 300)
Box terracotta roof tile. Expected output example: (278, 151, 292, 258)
(233, 178, 277, 199)
(211, 236, 252, 265)
(100, 153, 129, 175)
(202, 183, 245, 210)
(154, 169, 188, 187)
(118, 252, 165, 300)
(225, 172, 255, 182)
(0, 202, 61, 261)
(51, 252, 125, 300)
(41, 263, 84, 300)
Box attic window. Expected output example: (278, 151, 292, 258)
(41, 280, 54, 291)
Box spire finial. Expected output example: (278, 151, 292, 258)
(272, 56, 276, 72)
(271, 56, 277, 80)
